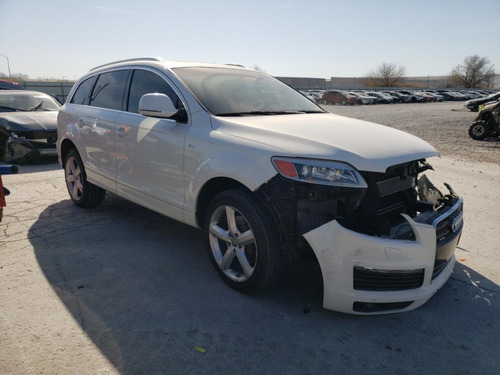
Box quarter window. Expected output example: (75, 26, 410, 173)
(90, 70, 129, 110)
(70, 76, 96, 105)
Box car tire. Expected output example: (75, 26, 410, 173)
(204, 188, 285, 293)
(321, 99, 328, 105)
(64, 148, 106, 207)
(341, 99, 346, 105)
(468, 120, 491, 141)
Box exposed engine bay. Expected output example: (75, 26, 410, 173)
(258, 159, 462, 261)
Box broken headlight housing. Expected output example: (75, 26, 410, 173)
(271, 157, 368, 188)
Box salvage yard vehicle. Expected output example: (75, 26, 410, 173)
(464, 91, 500, 112)
(0, 80, 25, 90)
(398, 90, 424, 103)
(0, 90, 60, 163)
(349, 91, 374, 105)
(319, 90, 357, 105)
(468, 100, 500, 140)
(57, 58, 464, 314)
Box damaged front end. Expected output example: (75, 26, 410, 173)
(0, 130, 57, 164)
(258, 158, 463, 314)
(0, 115, 58, 164)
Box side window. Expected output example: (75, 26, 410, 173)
(89, 70, 129, 110)
(70, 76, 96, 105)
(127, 69, 182, 114)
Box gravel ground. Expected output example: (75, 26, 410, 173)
(321, 101, 500, 164)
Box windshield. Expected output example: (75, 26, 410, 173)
(0, 92, 61, 112)
(172, 67, 324, 116)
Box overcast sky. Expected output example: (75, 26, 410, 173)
(1, 0, 499, 80)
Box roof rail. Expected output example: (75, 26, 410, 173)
(90, 57, 163, 71)
(225, 63, 245, 68)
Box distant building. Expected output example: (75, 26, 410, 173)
(275, 77, 326, 90)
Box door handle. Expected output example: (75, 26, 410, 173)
(117, 127, 128, 138)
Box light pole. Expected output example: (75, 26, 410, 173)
(0, 53, 11, 78)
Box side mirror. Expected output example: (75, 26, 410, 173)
(139, 93, 187, 122)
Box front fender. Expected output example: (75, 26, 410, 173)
(183, 132, 284, 218)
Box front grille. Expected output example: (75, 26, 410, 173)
(435, 207, 463, 244)
(432, 199, 463, 280)
(354, 267, 424, 291)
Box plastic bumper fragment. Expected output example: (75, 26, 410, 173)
(303, 214, 459, 315)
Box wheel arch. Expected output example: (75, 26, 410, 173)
(195, 177, 252, 228)
(59, 138, 78, 165)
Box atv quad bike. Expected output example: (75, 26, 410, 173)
(468, 100, 500, 140)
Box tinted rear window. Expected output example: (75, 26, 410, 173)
(70, 76, 96, 105)
(90, 70, 128, 110)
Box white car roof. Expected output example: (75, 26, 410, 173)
(90, 57, 248, 72)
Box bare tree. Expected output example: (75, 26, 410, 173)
(9, 73, 29, 80)
(450, 55, 495, 88)
(365, 63, 406, 87)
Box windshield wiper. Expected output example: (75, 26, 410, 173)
(215, 110, 322, 116)
(29, 101, 44, 111)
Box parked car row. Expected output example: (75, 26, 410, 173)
(301, 89, 497, 106)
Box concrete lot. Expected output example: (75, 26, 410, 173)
(1, 152, 499, 372)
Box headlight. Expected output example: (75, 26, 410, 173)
(271, 157, 367, 188)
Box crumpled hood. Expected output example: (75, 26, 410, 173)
(0, 111, 58, 132)
(211, 112, 438, 173)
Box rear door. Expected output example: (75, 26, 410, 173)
(71, 70, 129, 190)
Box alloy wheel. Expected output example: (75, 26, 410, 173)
(65, 156, 83, 201)
(208, 205, 257, 282)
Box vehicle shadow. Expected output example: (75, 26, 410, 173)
(482, 137, 500, 143)
(30, 197, 499, 374)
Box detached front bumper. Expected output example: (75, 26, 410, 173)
(303, 198, 463, 315)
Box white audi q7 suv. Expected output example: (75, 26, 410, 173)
(57, 58, 463, 314)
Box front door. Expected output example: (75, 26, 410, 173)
(114, 69, 189, 222)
